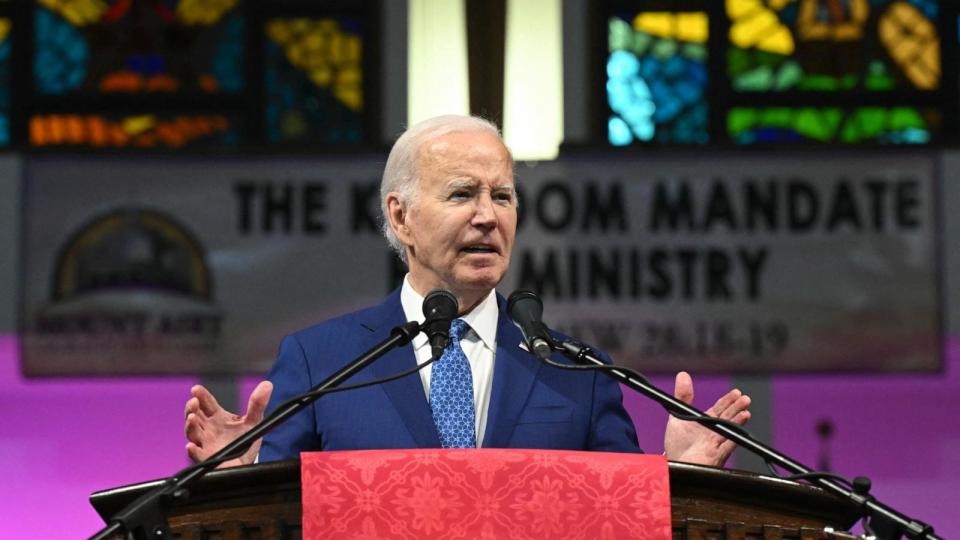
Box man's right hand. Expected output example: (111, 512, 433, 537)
(184, 381, 273, 468)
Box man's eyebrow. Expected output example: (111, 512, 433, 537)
(447, 178, 477, 189)
(444, 179, 516, 193)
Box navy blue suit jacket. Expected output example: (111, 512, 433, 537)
(259, 289, 640, 460)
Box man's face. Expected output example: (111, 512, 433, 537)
(388, 130, 517, 304)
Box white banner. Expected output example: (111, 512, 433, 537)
(19, 151, 939, 375)
(505, 154, 938, 372)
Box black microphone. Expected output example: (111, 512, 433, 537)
(507, 290, 554, 360)
(422, 289, 459, 360)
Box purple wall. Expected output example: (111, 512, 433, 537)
(1, 333, 956, 538)
(0, 335, 197, 538)
(622, 345, 960, 538)
(770, 349, 960, 537)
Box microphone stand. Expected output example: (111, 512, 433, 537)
(90, 320, 421, 540)
(552, 339, 940, 540)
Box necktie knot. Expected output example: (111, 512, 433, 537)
(449, 318, 469, 343)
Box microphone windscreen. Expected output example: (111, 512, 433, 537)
(423, 289, 458, 320)
(507, 290, 542, 323)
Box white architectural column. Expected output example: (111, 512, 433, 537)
(503, 0, 564, 160)
(408, 0, 471, 124)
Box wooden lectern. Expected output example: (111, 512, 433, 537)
(91, 458, 860, 539)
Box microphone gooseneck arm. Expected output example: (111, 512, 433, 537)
(550, 339, 940, 540)
(508, 290, 939, 540)
(92, 317, 430, 540)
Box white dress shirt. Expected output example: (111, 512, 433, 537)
(400, 275, 498, 447)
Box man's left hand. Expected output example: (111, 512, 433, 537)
(663, 371, 751, 467)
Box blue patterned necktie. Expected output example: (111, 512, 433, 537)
(429, 319, 476, 448)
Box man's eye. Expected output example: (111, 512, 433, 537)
(494, 192, 514, 203)
(450, 190, 471, 199)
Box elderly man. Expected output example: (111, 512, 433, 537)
(184, 115, 750, 467)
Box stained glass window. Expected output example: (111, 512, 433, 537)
(264, 16, 364, 145)
(30, 113, 239, 148)
(600, 0, 948, 147)
(729, 106, 938, 144)
(728, 0, 939, 92)
(5, 1, 378, 150)
(607, 10, 709, 145)
(34, 0, 243, 96)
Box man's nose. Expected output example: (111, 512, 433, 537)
(472, 194, 498, 228)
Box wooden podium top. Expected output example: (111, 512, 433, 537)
(91, 458, 861, 539)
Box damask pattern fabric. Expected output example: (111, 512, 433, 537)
(429, 319, 476, 448)
(302, 449, 671, 539)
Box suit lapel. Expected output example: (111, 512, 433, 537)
(362, 290, 442, 448)
(482, 296, 543, 447)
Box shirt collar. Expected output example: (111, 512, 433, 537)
(400, 274, 499, 351)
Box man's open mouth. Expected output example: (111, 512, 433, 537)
(462, 245, 497, 254)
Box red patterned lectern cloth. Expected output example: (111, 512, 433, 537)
(301, 449, 671, 540)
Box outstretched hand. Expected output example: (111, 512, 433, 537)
(663, 371, 751, 467)
(184, 381, 273, 468)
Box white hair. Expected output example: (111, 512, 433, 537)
(380, 115, 509, 263)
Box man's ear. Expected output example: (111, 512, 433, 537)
(385, 193, 412, 244)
